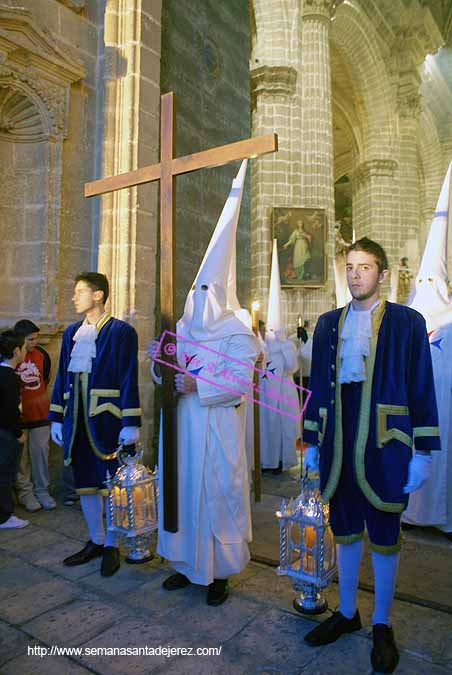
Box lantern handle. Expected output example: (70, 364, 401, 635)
(118, 442, 138, 465)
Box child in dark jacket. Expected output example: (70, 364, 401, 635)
(0, 330, 29, 529)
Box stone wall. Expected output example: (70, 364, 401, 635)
(0, 0, 163, 479)
(250, 0, 450, 330)
(160, 0, 251, 318)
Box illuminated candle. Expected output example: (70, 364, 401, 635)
(304, 525, 317, 549)
(133, 486, 145, 529)
(251, 301, 260, 335)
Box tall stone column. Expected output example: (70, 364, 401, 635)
(299, 0, 337, 320)
(250, 65, 297, 316)
(97, 0, 162, 444)
(398, 92, 422, 265)
(351, 159, 398, 262)
(393, 20, 441, 269)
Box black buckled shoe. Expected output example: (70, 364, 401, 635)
(304, 610, 362, 646)
(207, 578, 229, 606)
(162, 573, 191, 591)
(100, 547, 120, 577)
(63, 540, 104, 567)
(371, 624, 399, 674)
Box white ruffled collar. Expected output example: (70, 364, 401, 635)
(339, 301, 379, 384)
(68, 313, 109, 374)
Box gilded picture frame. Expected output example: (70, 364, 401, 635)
(272, 207, 327, 288)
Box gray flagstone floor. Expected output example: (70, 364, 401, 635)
(0, 490, 451, 674)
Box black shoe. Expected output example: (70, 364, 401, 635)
(162, 573, 191, 591)
(371, 624, 399, 674)
(304, 610, 362, 646)
(272, 463, 283, 475)
(63, 540, 104, 567)
(401, 522, 416, 531)
(207, 578, 229, 606)
(100, 547, 120, 577)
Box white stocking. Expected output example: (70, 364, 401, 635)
(371, 551, 399, 626)
(80, 494, 104, 545)
(337, 540, 364, 619)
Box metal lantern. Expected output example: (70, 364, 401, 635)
(276, 471, 336, 614)
(104, 445, 159, 564)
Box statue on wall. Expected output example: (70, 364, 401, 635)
(396, 257, 414, 305)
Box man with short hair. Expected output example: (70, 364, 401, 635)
(303, 238, 440, 674)
(49, 272, 141, 577)
(14, 320, 55, 512)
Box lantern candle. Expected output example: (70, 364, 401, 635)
(133, 486, 145, 530)
(304, 525, 316, 549)
(251, 301, 260, 335)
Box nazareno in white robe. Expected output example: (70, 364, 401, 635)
(403, 322, 452, 532)
(157, 332, 258, 584)
(259, 337, 300, 469)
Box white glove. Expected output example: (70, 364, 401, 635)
(50, 421, 63, 447)
(304, 445, 319, 472)
(118, 426, 140, 446)
(403, 453, 432, 494)
(147, 339, 161, 361)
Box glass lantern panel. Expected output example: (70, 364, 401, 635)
(290, 522, 302, 546)
(132, 485, 146, 530)
(121, 488, 129, 528)
(304, 525, 317, 549)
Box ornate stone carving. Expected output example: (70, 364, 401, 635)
(0, 7, 85, 140)
(251, 65, 297, 102)
(0, 65, 67, 140)
(351, 159, 398, 189)
(302, 0, 343, 21)
(0, 86, 43, 140)
(397, 90, 422, 119)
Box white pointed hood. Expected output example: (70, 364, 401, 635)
(410, 162, 452, 332)
(177, 160, 254, 342)
(265, 239, 286, 343)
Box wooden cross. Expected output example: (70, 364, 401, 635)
(85, 92, 277, 532)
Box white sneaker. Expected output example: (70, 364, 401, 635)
(19, 494, 42, 512)
(37, 494, 57, 510)
(0, 515, 29, 529)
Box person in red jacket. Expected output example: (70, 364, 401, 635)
(14, 320, 56, 511)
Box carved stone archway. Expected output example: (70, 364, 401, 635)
(0, 6, 85, 324)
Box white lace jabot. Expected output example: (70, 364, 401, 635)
(339, 301, 379, 384)
(68, 321, 98, 374)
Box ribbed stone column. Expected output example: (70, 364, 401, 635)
(250, 65, 298, 318)
(97, 0, 162, 445)
(398, 92, 422, 265)
(299, 0, 336, 320)
(351, 159, 398, 263)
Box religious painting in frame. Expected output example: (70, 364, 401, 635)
(272, 207, 327, 288)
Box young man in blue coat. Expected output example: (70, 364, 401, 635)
(303, 239, 440, 674)
(49, 273, 141, 576)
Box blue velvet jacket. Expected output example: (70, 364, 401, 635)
(49, 315, 142, 465)
(303, 301, 440, 513)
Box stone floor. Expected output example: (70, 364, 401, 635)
(0, 494, 452, 675)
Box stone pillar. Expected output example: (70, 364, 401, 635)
(351, 159, 398, 263)
(250, 65, 297, 317)
(97, 0, 162, 446)
(392, 20, 440, 269)
(299, 0, 337, 319)
(398, 92, 422, 264)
